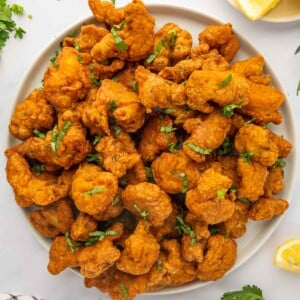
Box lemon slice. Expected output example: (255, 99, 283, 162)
(235, 0, 281, 21)
(274, 238, 300, 274)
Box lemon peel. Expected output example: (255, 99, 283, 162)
(235, 0, 281, 21)
(274, 238, 300, 274)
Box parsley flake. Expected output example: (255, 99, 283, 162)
(271, 158, 286, 170)
(111, 20, 128, 52)
(239, 150, 255, 163)
(185, 142, 212, 155)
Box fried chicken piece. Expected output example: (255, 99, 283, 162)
(135, 66, 186, 109)
(219, 34, 240, 62)
(185, 213, 211, 240)
(240, 82, 284, 125)
(248, 197, 289, 221)
(70, 213, 98, 241)
(93, 189, 124, 221)
(219, 201, 249, 239)
(185, 168, 235, 224)
(13, 110, 91, 170)
(43, 47, 92, 110)
(185, 70, 249, 113)
(127, 159, 147, 185)
(63, 24, 109, 53)
(88, 0, 124, 27)
(95, 131, 140, 178)
(85, 79, 146, 134)
(148, 23, 192, 72)
(159, 58, 203, 83)
(92, 59, 126, 80)
(85, 266, 148, 300)
(234, 124, 279, 167)
(181, 235, 205, 263)
(91, 0, 154, 62)
(151, 151, 200, 194)
(146, 239, 197, 291)
(269, 132, 293, 158)
(6, 152, 69, 206)
(9, 89, 56, 140)
(71, 163, 118, 215)
(183, 112, 232, 163)
(115, 62, 139, 90)
(237, 158, 268, 202)
(264, 166, 284, 197)
(47, 236, 79, 275)
(201, 49, 230, 71)
(78, 239, 121, 278)
(138, 115, 177, 162)
(151, 203, 181, 241)
(29, 199, 74, 238)
(116, 221, 160, 275)
(218, 155, 239, 188)
(197, 234, 237, 281)
(199, 23, 233, 49)
(121, 182, 172, 227)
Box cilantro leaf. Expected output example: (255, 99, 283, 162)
(221, 284, 265, 300)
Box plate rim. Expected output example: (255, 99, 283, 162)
(5, 2, 298, 296)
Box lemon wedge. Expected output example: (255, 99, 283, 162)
(235, 0, 281, 21)
(274, 238, 300, 274)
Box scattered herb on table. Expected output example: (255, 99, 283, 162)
(221, 284, 265, 300)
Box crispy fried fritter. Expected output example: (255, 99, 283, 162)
(248, 197, 289, 221)
(29, 199, 74, 238)
(70, 213, 98, 241)
(148, 23, 192, 72)
(116, 221, 160, 275)
(185, 70, 249, 113)
(95, 131, 140, 178)
(183, 112, 232, 163)
(151, 151, 200, 194)
(13, 110, 91, 170)
(121, 182, 172, 227)
(43, 47, 92, 110)
(185, 168, 235, 224)
(9, 89, 56, 140)
(234, 124, 278, 167)
(91, 0, 154, 62)
(264, 166, 284, 197)
(71, 163, 118, 215)
(78, 239, 121, 278)
(237, 158, 268, 202)
(135, 65, 186, 109)
(48, 236, 79, 275)
(138, 115, 177, 163)
(197, 234, 237, 281)
(6, 152, 69, 206)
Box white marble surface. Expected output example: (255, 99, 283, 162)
(0, 0, 300, 299)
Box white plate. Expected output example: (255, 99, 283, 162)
(6, 3, 297, 296)
(227, 0, 300, 22)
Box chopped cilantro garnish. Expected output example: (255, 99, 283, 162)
(178, 172, 188, 193)
(65, 232, 82, 252)
(93, 135, 101, 145)
(145, 166, 153, 182)
(89, 64, 101, 87)
(156, 259, 163, 272)
(185, 142, 212, 155)
(31, 163, 46, 176)
(132, 80, 138, 92)
(160, 125, 177, 138)
(271, 158, 286, 170)
(175, 215, 196, 245)
(236, 196, 251, 205)
(239, 150, 255, 163)
(112, 196, 120, 206)
(120, 282, 128, 298)
(107, 99, 118, 112)
(217, 188, 227, 199)
(111, 20, 128, 52)
(51, 120, 72, 152)
(221, 104, 243, 117)
(33, 129, 46, 140)
(218, 74, 232, 87)
(168, 30, 176, 47)
(112, 124, 122, 137)
(133, 203, 148, 220)
(168, 142, 178, 153)
(85, 153, 101, 165)
(221, 284, 265, 300)
(297, 80, 300, 96)
(145, 40, 164, 65)
(84, 186, 105, 196)
(217, 137, 233, 155)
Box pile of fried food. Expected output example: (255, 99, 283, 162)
(5, 0, 293, 299)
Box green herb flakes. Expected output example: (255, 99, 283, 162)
(84, 186, 105, 196)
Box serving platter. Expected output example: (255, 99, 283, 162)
(6, 3, 297, 296)
(227, 0, 300, 22)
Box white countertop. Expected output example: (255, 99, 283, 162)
(0, 0, 300, 299)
